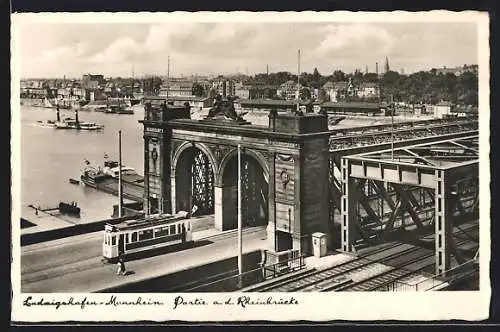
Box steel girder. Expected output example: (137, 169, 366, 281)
(329, 118, 478, 150)
(340, 136, 479, 276)
(328, 128, 478, 224)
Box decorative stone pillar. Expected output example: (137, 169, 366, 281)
(214, 185, 223, 231)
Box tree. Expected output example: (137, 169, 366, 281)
(332, 70, 346, 82)
(192, 82, 204, 97)
(263, 88, 274, 99)
(317, 88, 329, 102)
(299, 87, 311, 100)
(364, 73, 379, 83)
(208, 88, 218, 99)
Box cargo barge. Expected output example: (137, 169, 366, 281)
(80, 159, 144, 203)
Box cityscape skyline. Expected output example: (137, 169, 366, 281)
(17, 21, 478, 79)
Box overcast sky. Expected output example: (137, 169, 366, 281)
(18, 22, 478, 78)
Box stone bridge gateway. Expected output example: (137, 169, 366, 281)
(141, 97, 331, 255)
(140, 96, 479, 270)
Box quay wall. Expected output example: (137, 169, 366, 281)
(21, 213, 144, 246)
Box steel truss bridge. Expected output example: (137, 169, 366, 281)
(339, 134, 479, 276)
(328, 117, 478, 221)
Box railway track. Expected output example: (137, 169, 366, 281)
(253, 242, 413, 292)
(337, 238, 474, 292)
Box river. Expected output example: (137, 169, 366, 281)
(18, 105, 145, 221)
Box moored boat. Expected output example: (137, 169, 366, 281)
(59, 201, 80, 216)
(80, 156, 143, 187)
(104, 105, 134, 114)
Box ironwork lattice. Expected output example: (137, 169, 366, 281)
(191, 150, 214, 215)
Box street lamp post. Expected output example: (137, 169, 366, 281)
(237, 144, 243, 287)
(118, 130, 123, 218)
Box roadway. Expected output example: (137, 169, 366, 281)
(21, 225, 267, 293)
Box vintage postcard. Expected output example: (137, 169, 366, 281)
(11, 11, 490, 322)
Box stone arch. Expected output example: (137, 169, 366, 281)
(172, 141, 218, 177)
(216, 147, 269, 187)
(172, 142, 217, 216)
(216, 148, 269, 230)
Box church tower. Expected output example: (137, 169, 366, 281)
(384, 56, 390, 73)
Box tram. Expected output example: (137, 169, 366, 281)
(102, 211, 193, 262)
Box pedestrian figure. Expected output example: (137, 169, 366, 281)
(116, 256, 126, 276)
(35, 208, 38, 216)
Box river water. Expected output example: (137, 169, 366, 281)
(18, 105, 145, 221)
(17, 104, 420, 222)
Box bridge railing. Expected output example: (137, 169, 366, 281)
(180, 250, 305, 292)
(328, 117, 477, 137)
(328, 120, 478, 150)
(385, 259, 478, 292)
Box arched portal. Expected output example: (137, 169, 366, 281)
(220, 154, 268, 230)
(174, 147, 215, 215)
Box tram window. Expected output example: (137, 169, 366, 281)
(131, 232, 138, 242)
(155, 226, 169, 237)
(139, 229, 153, 241)
(170, 225, 176, 234)
(111, 236, 116, 245)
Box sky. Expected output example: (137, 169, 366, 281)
(17, 21, 478, 79)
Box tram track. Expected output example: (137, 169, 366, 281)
(22, 225, 266, 286)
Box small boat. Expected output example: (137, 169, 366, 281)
(36, 120, 57, 128)
(94, 106, 108, 112)
(59, 201, 81, 217)
(105, 105, 134, 114)
(69, 178, 80, 185)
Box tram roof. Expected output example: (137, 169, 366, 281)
(106, 212, 189, 231)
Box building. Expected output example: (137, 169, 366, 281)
(452, 105, 478, 117)
(159, 79, 196, 97)
(82, 74, 104, 89)
(235, 83, 278, 100)
(57, 87, 72, 100)
(211, 79, 236, 98)
(26, 88, 48, 99)
(235, 99, 313, 112)
(436, 64, 478, 76)
(277, 80, 298, 100)
(433, 101, 453, 118)
(357, 82, 380, 99)
(319, 101, 382, 115)
(322, 81, 355, 102)
(72, 87, 88, 101)
(164, 96, 213, 110)
(235, 85, 250, 99)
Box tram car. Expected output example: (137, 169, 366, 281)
(102, 211, 192, 262)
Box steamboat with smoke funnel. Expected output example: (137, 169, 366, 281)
(53, 107, 104, 131)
